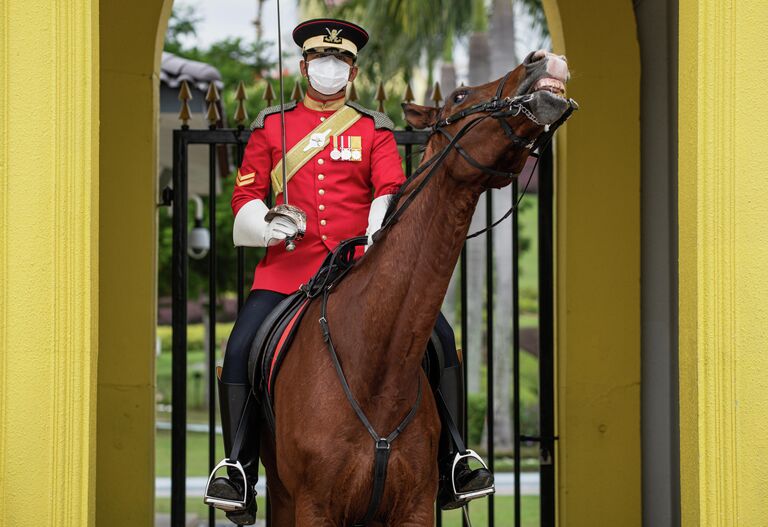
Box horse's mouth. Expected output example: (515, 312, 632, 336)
(530, 77, 566, 98)
(525, 80, 571, 125)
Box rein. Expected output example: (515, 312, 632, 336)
(313, 74, 577, 526)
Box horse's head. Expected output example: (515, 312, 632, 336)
(403, 50, 575, 188)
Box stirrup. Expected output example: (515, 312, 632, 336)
(203, 458, 248, 512)
(451, 449, 496, 501)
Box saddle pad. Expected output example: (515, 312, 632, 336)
(248, 293, 446, 436)
(247, 292, 446, 398)
(265, 299, 310, 394)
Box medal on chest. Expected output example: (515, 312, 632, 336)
(340, 136, 352, 161)
(331, 135, 362, 162)
(330, 134, 342, 161)
(350, 136, 362, 161)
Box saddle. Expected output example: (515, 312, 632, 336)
(246, 236, 445, 433)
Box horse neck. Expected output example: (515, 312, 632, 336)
(336, 149, 482, 400)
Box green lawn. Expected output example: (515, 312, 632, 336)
(518, 196, 539, 296)
(156, 322, 235, 355)
(156, 429, 232, 478)
(155, 496, 539, 526)
(156, 429, 539, 478)
(442, 496, 540, 527)
(155, 497, 267, 522)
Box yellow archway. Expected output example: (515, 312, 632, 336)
(9, 1, 768, 525)
(543, 1, 642, 525)
(95, 3, 645, 524)
(1, 0, 642, 525)
(96, 1, 172, 525)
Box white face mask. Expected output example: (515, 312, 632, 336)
(306, 55, 351, 96)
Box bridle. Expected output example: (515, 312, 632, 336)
(374, 71, 578, 242)
(436, 71, 544, 163)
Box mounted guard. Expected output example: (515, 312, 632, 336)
(204, 17, 495, 525)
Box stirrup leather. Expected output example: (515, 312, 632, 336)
(203, 458, 249, 512)
(451, 449, 496, 500)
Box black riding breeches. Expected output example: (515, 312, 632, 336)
(221, 288, 460, 383)
(221, 289, 288, 383)
(433, 311, 459, 368)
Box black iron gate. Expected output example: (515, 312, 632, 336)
(165, 81, 556, 527)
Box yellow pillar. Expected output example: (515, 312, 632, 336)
(678, 1, 768, 525)
(96, 1, 171, 524)
(543, 1, 641, 525)
(0, 1, 99, 526)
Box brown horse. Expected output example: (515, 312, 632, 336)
(260, 50, 573, 526)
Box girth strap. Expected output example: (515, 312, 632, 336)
(360, 439, 392, 527)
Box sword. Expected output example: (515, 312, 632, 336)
(267, 0, 306, 252)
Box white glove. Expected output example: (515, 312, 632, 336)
(265, 215, 299, 246)
(233, 199, 299, 247)
(364, 194, 394, 251)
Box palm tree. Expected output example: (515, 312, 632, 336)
(298, 0, 474, 82)
(481, 0, 546, 453)
(490, 0, 518, 79)
(485, 0, 520, 454)
(464, 0, 490, 397)
(439, 36, 458, 95)
(470, 0, 545, 450)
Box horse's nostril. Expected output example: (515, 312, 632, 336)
(524, 50, 547, 65)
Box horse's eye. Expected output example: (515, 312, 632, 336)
(453, 91, 468, 104)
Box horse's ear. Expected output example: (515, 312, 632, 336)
(402, 103, 439, 129)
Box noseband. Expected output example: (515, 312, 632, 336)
(375, 71, 578, 241)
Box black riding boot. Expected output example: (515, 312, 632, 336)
(204, 377, 260, 525)
(436, 364, 495, 510)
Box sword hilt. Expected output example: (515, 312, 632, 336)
(265, 204, 306, 253)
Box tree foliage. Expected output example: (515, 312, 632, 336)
(159, 4, 277, 299)
(164, 4, 203, 54)
(300, 0, 547, 82)
(299, 0, 474, 81)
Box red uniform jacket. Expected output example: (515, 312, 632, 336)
(232, 96, 405, 294)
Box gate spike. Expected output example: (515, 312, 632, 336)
(375, 81, 387, 112)
(290, 79, 304, 101)
(205, 82, 220, 103)
(348, 81, 359, 102)
(234, 80, 249, 126)
(403, 83, 415, 104)
(177, 80, 193, 127)
(263, 82, 275, 107)
(205, 82, 221, 125)
(430, 81, 443, 107)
